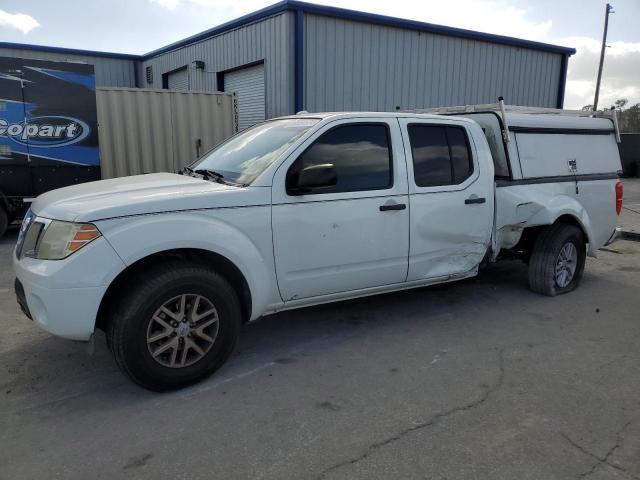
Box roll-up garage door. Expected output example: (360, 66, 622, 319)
(224, 63, 265, 131)
(166, 68, 189, 91)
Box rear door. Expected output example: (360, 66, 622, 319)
(398, 118, 493, 280)
(272, 118, 409, 301)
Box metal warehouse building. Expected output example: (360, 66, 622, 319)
(0, 0, 575, 130)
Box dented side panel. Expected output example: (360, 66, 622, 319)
(495, 180, 618, 257)
(400, 119, 495, 281)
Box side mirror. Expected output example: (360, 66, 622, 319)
(292, 164, 337, 193)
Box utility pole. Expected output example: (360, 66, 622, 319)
(593, 3, 614, 111)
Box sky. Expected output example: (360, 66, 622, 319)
(0, 0, 638, 109)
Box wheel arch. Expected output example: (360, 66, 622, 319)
(514, 212, 592, 262)
(553, 214, 589, 242)
(524, 195, 596, 256)
(95, 248, 253, 332)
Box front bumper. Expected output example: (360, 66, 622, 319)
(14, 276, 107, 340)
(13, 237, 125, 341)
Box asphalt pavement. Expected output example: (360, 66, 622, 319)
(1, 226, 639, 480)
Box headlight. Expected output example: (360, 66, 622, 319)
(22, 219, 102, 260)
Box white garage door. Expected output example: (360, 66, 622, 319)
(167, 68, 189, 90)
(224, 64, 265, 131)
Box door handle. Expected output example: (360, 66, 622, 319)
(379, 203, 406, 211)
(464, 196, 486, 205)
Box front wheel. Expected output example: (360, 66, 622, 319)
(528, 223, 586, 296)
(107, 262, 241, 391)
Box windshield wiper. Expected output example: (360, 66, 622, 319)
(179, 166, 196, 176)
(195, 169, 244, 187)
(195, 168, 225, 181)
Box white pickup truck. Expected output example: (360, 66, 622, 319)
(13, 103, 623, 391)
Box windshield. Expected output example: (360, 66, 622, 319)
(191, 118, 320, 185)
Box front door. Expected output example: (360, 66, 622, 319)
(398, 118, 494, 281)
(272, 119, 409, 301)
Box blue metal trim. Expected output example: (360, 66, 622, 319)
(556, 54, 569, 108)
(0, 0, 576, 63)
(294, 9, 304, 112)
(142, 1, 575, 59)
(287, 1, 575, 56)
(0, 41, 141, 60)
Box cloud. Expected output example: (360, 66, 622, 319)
(326, 0, 554, 42)
(559, 36, 640, 109)
(148, 0, 267, 13)
(0, 9, 39, 34)
(148, 0, 181, 8)
(147, 0, 553, 41)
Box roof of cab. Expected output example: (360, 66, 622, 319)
(281, 111, 614, 132)
(281, 111, 471, 122)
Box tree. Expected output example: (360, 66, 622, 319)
(581, 98, 640, 133)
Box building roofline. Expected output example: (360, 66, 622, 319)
(0, 1, 576, 61)
(142, 0, 576, 59)
(0, 41, 141, 60)
(288, 1, 576, 56)
(142, 1, 291, 58)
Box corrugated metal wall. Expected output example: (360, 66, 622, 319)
(0, 47, 137, 87)
(96, 87, 236, 178)
(303, 14, 563, 112)
(1, 8, 568, 121)
(139, 12, 295, 119)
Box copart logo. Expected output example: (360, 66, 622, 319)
(0, 116, 89, 147)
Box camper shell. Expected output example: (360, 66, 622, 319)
(418, 102, 622, 258)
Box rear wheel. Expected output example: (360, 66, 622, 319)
(107, 262, 241, 391)
(528, 223, 586, 296)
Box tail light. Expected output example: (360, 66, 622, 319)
(615, 181, 623, 215)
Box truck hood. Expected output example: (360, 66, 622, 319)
(31, 173, 261, 222)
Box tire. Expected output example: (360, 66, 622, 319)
(0, 207, 8, 238)
(106, 261, 242, 391)
(528, 223, 586, 296)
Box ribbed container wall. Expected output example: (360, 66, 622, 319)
(0, 47, 137, 87)
(303, 14, 563, 112)
(96, 87, 236, 179)
(138, 12, 295, 118)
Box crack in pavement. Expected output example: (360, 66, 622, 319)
(315, 348, 505, 480)
(560, 420, 638, 480)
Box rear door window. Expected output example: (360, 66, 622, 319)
(408, 125, 473, 187)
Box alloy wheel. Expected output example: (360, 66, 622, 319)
(146, 294, 219, 368)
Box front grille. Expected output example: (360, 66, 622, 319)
(15, 209, 34, 259)
(21, 221, 44, 258)
(15, 210, 47, 260)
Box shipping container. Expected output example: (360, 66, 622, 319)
(96, 87, 237, 178)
